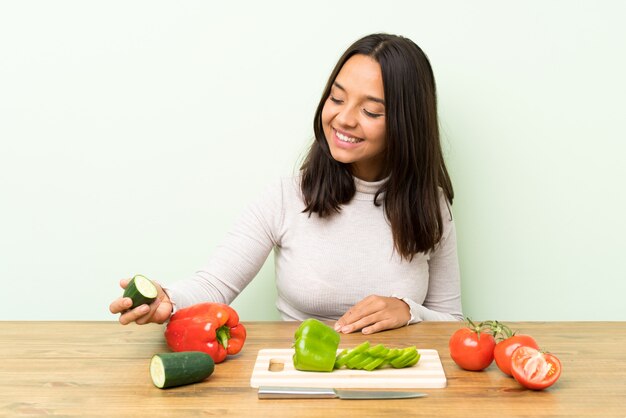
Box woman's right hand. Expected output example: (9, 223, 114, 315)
(109, 278, 173, 325)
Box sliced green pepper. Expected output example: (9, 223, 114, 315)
(292, 318, 340, 372)
(292, 318, 421, 372)
(334, 342, 420, 371)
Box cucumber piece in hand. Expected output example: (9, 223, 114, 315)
(150, 352, 215, 389)
(123, 274, 158, 308)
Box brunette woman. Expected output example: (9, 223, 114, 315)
(110, 33, 463, 334)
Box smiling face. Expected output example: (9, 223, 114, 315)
(321, 54, 387, 182)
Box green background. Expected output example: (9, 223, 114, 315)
(1, 1, 624, 321)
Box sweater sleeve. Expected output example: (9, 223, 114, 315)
(164, 180, 284, 310)
(403, 204, 464, 323)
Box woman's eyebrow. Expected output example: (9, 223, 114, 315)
(333, 81, 385, 105)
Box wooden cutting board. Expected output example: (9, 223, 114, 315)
(250, 348, 447, 389)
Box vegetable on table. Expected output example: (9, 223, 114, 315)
(510, 346, 562, 390)
(448, 318, 496, 371)
(123, 274, 158, 308)
(293, 318, 341, 372)
(447, 319, 563, 391)
(150, 351, 214, 389)
(292, 318, 420, 372)
(490, 321, 540, 377)
(164, 303, 246, 364)
(334, 341, 420, 371)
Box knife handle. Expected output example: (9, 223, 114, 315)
(258, 386, 337, 399)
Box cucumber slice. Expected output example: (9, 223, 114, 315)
(123, 274, 157, 308)
(150, 352, 215, 389)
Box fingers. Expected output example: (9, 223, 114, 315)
(144, 283, 173, 324)
(335, 295, 410, 335)
(108, 279, 132, 315)
(335, 295, 381, 333)
(109, 296, 133, 315)
(135, 297, 163, 325)
(361, 317, 399, 335)
(119, 303, 153, 325)
(111, 279, 172, 325)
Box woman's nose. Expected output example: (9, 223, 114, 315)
(335, 105, 358, 128)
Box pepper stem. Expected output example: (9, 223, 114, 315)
(216, 326, 230, 349)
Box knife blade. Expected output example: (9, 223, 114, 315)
(258, 386, 427, 400)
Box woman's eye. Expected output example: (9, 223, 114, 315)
(329, 95, 343, 104)
(364, 109, 384, 118)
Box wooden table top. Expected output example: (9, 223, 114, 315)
(1, 321, 625, 417)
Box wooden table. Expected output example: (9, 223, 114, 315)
(1, 321, 625, 417)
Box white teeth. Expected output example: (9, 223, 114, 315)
(336, 130, 362, 143)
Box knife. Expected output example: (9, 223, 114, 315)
(258, 386, 427, 400)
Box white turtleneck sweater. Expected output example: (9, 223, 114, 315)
(165, 176, 463, 323)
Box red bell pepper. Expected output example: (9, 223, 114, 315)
(164, 302, 246, 364)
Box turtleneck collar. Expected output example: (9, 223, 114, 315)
(353, 176, 387, 200)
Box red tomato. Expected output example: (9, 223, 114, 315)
(494, 334, 539, 376)
(511, 346, 562, 390)
(449, 322, 496, 371)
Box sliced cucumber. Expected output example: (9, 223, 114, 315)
(123, 274, 157, 308)
(150, 352, 215, 389)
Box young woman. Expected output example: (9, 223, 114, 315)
(109, 33, 463, 334)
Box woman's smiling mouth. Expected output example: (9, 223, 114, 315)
(334, 128, 363, 144)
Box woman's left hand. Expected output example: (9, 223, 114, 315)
(334, 295, 411, 334)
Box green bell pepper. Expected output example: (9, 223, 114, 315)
(292, 318, 340, 372)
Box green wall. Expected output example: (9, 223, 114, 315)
(1, 1, 624, 321)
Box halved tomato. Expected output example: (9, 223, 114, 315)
(494, 334, 539, 376)
(510, 346, 562, 390)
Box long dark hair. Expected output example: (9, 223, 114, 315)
(300, 33, 454, 260)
